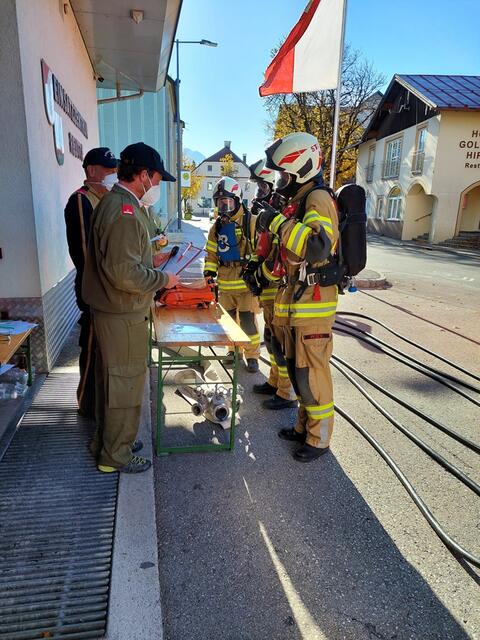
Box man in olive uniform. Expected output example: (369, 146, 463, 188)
(82, 142, 179, 473)
(258, 132, 339, 463)
(64, 147, 118, 419)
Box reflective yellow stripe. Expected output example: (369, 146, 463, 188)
(269, 353, 276, 366)
(206, 240, 217, 252)
(303, 210, 323, 225)
(277, 365, 289, 378)
(305, 402, 334, 419)
(204, 261, 217, 272)
(217, 279, 247, 291)
(261, 261, 280, 283)
(290, 302, 337, 318)
(285, 222, 311, 256)
(249, 333, 261, 345)
(270, 214, 287, 235)
(274, 301, 337, 318)
(259, 287, 277, 302)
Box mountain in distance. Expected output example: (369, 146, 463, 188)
(184, 148, 205, 165)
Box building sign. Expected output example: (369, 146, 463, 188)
(459, 130, 480, 169)
(181, 170, 191, 187)
(41, 59, 87, 165)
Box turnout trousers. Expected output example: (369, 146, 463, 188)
(91, 310, 149, 468)
(279, 321, 335, 449)
(262, 301, 296, 401)
(220, 290, 261, 360)
(77, 311, 96, 418)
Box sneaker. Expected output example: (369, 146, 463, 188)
(121, 455, 151, 473)
(278, 427, 306, 443)
(246, 358, 259, 373)
(132, 439, 143, 453)
(252, 381, 277, 395)
(263, 395, 298, 410)
(97, 455, 151, 474)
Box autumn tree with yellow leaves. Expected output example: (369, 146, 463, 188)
(263, 47, 385, 188)
(219, 153, 238, 178)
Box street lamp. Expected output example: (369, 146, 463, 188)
(175, 38, 218, 231)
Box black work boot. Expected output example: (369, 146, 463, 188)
(246, 358, 259, 373)
(98, 455, 151, 474)
(263, 395, 298, 410)
(252, 381, 277, 395)
(278, 427, 305, 443)
(293, 444, 330, 463)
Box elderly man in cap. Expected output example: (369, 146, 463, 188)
(64, 146, 118, 419)
(83, 142, 179, 473)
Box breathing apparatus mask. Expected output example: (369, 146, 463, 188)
(275, 171, 299, 199)
(216, 196, 239, 220)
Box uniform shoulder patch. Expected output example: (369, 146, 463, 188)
(121, 204, 135, 216)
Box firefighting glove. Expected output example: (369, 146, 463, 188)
(256, 202, 287, 235)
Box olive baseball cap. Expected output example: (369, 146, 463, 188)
(120, 142, 176, 182)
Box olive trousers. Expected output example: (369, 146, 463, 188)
(91, 310, 149, 468)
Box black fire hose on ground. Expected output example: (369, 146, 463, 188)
(337, 311, 480, 383)
(335, 319, 480, 394)
(336, 405, 480, 569)
(332, 354, 480, 455)
(334, 325, 480, 407)
(331, 359, 480, 497)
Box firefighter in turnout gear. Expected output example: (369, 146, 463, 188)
(247, 159, 297, 409)
(203, 177, 261, 372)
(64, 147, 118, 419)
(82, 142, 179, 473)
(257, 132, 339, 462)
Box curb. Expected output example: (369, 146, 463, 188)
(106, 380, 163, 640)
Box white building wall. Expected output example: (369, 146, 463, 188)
(193, 160, 253, 214)
(357, 115, 440, 239)
(16, 0, 99, 296)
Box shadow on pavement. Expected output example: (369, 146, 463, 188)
(153, 388, 469, 640)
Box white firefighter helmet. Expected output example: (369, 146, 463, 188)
(212, 176, 243, 203)
(265, 132, 323, 184)
(248, 159, 276, 186)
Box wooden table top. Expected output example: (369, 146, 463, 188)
(0, 328, 34, 365)
(152, 304, 252, 347)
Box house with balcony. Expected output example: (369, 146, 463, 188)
(356, 75, 480, 247)
(192, 141, 252, 214)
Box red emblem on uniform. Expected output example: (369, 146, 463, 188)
(122, 204, 134, 216)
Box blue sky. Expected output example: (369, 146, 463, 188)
(171, 0, 480, 164)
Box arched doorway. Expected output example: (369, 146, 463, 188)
(457, 181, 480, 234)
(402, 182, 435, 241)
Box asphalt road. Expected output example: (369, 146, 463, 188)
(153, 229, 480, 640)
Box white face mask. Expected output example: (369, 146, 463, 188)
(140, 175, 161, 206)
(101, 173, 118, 191)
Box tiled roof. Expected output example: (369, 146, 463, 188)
(202, 146, 245, 164)
(397, 75, 480, 110)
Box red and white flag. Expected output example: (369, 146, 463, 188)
(259, 0, 345, 96)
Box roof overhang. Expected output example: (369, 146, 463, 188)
(71, 0, 182, 92)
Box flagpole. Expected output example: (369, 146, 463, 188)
(329, 0, 348, 189)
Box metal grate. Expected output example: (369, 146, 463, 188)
(0, 373, 118, 639)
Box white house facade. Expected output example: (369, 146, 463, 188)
(356, 75, 480, 247)
(193, 141, 253, 214)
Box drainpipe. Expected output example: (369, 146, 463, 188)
(97, 81, 144, 105)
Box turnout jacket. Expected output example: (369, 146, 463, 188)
(82, 184, 168, 315)
(269, 181, 339, 327)
(204, 206, 256, 294)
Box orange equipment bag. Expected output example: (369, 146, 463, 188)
(156, 279, 216, 309)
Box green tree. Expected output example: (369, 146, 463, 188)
(181, 157, 203, 212)
(219, 153, 238, 178)
(263, 46, 385, 188)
